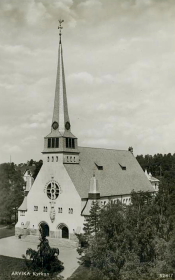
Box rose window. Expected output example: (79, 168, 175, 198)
(47, 182, 59, 200)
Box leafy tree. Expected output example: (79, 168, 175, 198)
(127, 191, 157, 263)
(77, 191, 175, 280)
(23, 226, 64, 274)
(32, 160, 43, 180)
(0, 163, 24, 223)
(136, 152, 175, 178)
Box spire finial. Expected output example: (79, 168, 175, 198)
(58, 19, 64, 44)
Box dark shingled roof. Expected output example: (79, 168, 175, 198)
(64, 147, 154, 199)
(18, 197, 27, 211)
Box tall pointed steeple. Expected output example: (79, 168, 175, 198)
(43, 20, 79, 158)
(52, 20, 70, 135)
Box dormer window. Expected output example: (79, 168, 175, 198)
(95, 163, 103, 170)
(66, 138, 75, 149)
(119, 163, 126, 170)
(48, 138, 59, 148)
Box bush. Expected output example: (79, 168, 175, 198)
(23, 226, 64, 274)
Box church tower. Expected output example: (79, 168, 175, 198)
(43, 20, 79, 164)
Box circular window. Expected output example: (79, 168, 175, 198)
(52, 121, 59, 130)
(47, 182, 59, 200)
(65, 121, 70, 130)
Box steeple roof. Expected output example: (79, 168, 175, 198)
(52, 40, 69, 134)
(47, 20, 75, 138)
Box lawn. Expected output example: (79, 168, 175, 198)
(67, 265, 91, 280)
(0, 226, 62, 280)
(0, 255, 61, 280)
(0, 226, 15, 239)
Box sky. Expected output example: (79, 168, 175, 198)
(0, 0, 175, 164)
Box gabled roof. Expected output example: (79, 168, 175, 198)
(20, 165, 36, 176)
(18, 197, 27, 211)
(82, 200, 94, 216)
(64, 147, 154, 199)
(150, 176, 159, 182)
(145, 169, 160, 182)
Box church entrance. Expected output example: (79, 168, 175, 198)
(39, 222, 49, 237)
(62, 226, 69, 239)
(56, 224, 69, 239)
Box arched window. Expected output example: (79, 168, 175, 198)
(47, 157, 49, 162)
(52, 156, 54, 162)
(56, 156, 58, 162)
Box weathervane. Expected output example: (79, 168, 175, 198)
(58, 19, 64, 43)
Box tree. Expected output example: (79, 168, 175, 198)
(83, 201, 101, 236)
(77, 201, 101, 267)
(0, 163, 24, 223)
(78, 195, 171, 280)
(32, 160, 43, 180)
(23, 226, 64, 274)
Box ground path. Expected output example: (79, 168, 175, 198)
(0, 235, 79, 279)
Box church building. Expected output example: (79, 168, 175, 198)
(15, 22, 155, 240)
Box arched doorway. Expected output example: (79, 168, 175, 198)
(39, 222, 49, 237)
(62, 226, 69, 239)
(57, 224, 69, 239)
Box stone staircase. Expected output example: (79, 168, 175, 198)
(21, 235, 78, 249)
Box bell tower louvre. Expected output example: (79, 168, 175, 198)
(43, 20, 79, 162)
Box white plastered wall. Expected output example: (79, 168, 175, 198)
(16, 153, 84, 237)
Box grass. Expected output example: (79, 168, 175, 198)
(0, 255, 27, 280)
(0, 225, 15, 239)
(67, 265, 91, 280)
(0, 226, 63, 280)
(0, 255, 62, 280)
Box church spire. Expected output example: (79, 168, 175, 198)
(43, 21, 78, 156)
(52, 20, 71, 135)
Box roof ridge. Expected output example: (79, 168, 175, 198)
(79, 146, 129, 152)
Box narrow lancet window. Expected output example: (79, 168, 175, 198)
(56, 138, 59, 148)
(48, 138, 59, 148)
(48, 138, 51, 148)
(66, 138, 75, 149)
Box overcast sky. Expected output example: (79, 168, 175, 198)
(0, 0, 175, 164)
